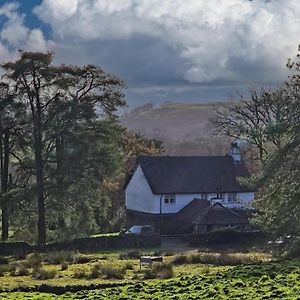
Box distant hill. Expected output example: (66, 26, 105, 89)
(121, 102, 230, 156)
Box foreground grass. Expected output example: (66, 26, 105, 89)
(1, 250, 299, 299)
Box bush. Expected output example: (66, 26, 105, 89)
(172, 252, 259, 266)
(74, 255, 92, 264)
(100, 264, 126, 279)
(89, 264, 101, 279)
(144, 263, 173, 279)
(60, 262, 69, 271)
(202, 265, 210, 275)
(73, 267, 89, 279)
(43, 251, 78, 265)
(26, 253, 42, 269)
(172, 254, 191, 265)
(119, 250, 142, 260)
(283, 238, 300, 259)
(32, 267, 57, 280)
(13, 264, 30, 276)
(125, 262, 134, 270)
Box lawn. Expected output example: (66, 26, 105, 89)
(0, 249, 299, 299)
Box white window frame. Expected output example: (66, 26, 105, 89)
(164, 194, 176, 204)
(200, 193, 208, 200)
(228, 193, 238, 202)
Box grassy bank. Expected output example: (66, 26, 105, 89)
(0, 249, 298, 299)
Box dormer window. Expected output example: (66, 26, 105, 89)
(164, 194, 176, 204)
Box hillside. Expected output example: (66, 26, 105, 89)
(121, 102, 230, 156)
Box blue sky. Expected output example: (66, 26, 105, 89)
(0, 0, 299, 107)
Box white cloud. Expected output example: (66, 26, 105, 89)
(0, 2, 54, 62)
(33, 0, 300, 84)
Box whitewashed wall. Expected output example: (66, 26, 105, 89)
(125, 165, 156, 213)
(125, 164, 255, 214)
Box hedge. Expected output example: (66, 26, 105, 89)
(190, 230, 265, 246)
(0, 234, 161, 256)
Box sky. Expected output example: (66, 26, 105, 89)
(0, 0, 299, 107)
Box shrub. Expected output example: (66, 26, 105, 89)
(13, 264, 30, 276)
(43, 251, 78, 265)
(125, 262, 134, 270)
(32, 267, 57, 280)
(89, 264, 101, 279)
(172, 254, 191, 265)
(100, 264, 126, 279)
(119, 250, 142, 260)
(60, 262, 69, 271)
(202, 265, 210, 275)
(73, 267, 89, 279)
(172, 252, 260, 266)
(283, 238, 300, 259)
(74, 255, 92, 264)
(144, 263, 173, 279)
(26, 253, 42, 269)
(190, 253, 203, 264)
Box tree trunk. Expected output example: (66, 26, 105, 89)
(1, 128, 10, 241)
(56, 135, 65, 184)
(34, 102, 46, 247)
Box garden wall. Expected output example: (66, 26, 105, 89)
(190, 230, 265, 246)
(0, 235, 161, 255)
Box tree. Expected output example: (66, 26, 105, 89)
(252, 48, 300, 237)
(211, 46, 300, 238)
(0, 85, 12, 241)
(212, 87, 291, 161)
(0, 83, 26, 241)
(2, 51, 126, 246)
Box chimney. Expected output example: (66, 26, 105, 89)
(230, 141, 242, 164)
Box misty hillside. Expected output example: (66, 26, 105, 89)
(121, 102, 231, 156)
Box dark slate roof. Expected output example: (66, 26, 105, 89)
(138, 156, 253, 194)
(178, 199, 211, 223)
(178, 199, 249, 225)
(200, 203, 249, 225)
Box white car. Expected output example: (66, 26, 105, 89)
(125, 225, 155, 236)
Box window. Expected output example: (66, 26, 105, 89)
(228, 193, 238, 202)
(164, 194, 176, 204)
(200, 193, 208, 200)
(226, 224, 237, 228)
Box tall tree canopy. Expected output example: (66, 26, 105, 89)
(212, 46, 300, 238)
(1, 51, 126, 246)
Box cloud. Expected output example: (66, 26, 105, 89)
(0, 2, 54, 62)
(33, 0, 300, 85)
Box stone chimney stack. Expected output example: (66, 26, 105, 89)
(230, 141, 242, 164)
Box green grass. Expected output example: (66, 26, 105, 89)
(1, 250, 299, 299)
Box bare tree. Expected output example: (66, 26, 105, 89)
(211, 86, 290, 161)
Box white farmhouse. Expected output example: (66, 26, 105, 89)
(125, 143, 255, 234)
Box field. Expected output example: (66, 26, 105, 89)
(0, 249, 299, 299)
(121, 102, 230, 156)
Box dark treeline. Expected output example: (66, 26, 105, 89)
(0, 51, 163, 247)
